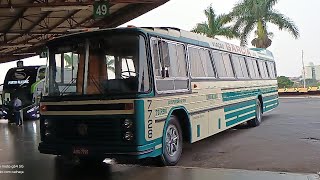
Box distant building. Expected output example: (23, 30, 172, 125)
(304, 66, 314, 79)
(315, 65, 320, 80)
(302, 62, 317, 80)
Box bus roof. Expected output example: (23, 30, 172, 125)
(47, 27, 275, 61)
(250, 48, 274, 61)
(140, 27, 274, 61)
(8, 66, 42, 71)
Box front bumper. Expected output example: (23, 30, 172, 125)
(38, 141, 161, 160)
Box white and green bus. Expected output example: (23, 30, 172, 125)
(38, 27, 278, 166)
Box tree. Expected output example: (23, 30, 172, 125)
(64, 54, 115, 72)
(192, 5, 239, 39)
(64, 54, 78, 67)
(277, 76, 294, 88)
(228, 0, 299, 48)
(106, 57, 115, 72)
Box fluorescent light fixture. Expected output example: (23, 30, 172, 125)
(2, 44, 33, 48)
(13, 52, 37, 56)
(67, 27, 99, 32)
(41, 5, 91, 11)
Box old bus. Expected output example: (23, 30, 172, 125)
(38, 27, 278, 166)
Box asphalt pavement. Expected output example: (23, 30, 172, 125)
(0, 98, 320, 180)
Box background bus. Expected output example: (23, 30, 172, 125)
(2, 63, 46, 123)
(39, 27, 278, 166)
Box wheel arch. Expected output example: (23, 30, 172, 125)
(162, 106, 192, 144)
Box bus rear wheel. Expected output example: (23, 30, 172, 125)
(247, 99, 262, 127)
(160, 115, 183, 166)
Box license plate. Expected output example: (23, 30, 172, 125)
(73, 147, 89, 155)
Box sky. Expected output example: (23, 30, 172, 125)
(1, 0, 319, 83)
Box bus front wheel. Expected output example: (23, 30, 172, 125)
(160, 115, 183, 166)
(247, 99, 262, 127)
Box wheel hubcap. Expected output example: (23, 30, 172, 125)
(165, 125, 179, 157)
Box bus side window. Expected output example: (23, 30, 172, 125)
(264, 61, 271, 79)
(189, 47, 205, 77)
(151, 39, 174, 91)
(222, 53, 235, 78)
(151, 39, 189, 92)
(267, 62, 276, 79)
(258, 60, 269, 79)
(212, 51, 227, 78)
(231, 55, 246, 78)
(151, 40, 161, 78)
(212, 51, 235, 79)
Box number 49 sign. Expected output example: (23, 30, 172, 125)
(93, 1, 110, 19)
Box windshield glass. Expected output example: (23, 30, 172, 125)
(45, 33, 150, 97)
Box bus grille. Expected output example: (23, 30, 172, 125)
(53, 118, 124, 144)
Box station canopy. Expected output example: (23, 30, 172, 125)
(0, 0, 168, 63)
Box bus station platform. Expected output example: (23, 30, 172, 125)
(0, 119, 319, 180)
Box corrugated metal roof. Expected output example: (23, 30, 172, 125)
(0, 0, 168, 63)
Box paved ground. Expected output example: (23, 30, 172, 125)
(178, 98, 320, 173)
(0, 98, 320, 180)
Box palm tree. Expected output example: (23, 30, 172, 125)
(228, 0, 299, 48)
(64, 54, 115, 72)
(106, 57, 115, 72)
(192, 5, 239, 39)
(64, 54, 78, 67)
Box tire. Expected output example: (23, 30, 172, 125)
(247, 99, 263, 127)
(160, 115, 183, 166)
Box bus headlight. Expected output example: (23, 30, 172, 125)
(123, 119, 133, 129)
(123, 131, 134, 141)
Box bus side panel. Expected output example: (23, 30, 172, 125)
(224, 99, 257, 127)
(143, 81, 278, 147)
(208, 108, 227, 136)
(190, 112, 209, 143)
(261, 86, 279, 113)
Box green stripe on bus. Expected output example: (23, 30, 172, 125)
(226, 112, 256, 127)
(197, 125, 200, 137)
(224, 99, 256, 112)
(225, 105, 256, 120)
(264, 99, 278, 107)
(263, 94, 278, 101)
(265, 104, 278, 112)
(134, 100, 147, 144)
(222, 87, 277, 102)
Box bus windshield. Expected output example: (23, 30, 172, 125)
(45, 33, 150, 97)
